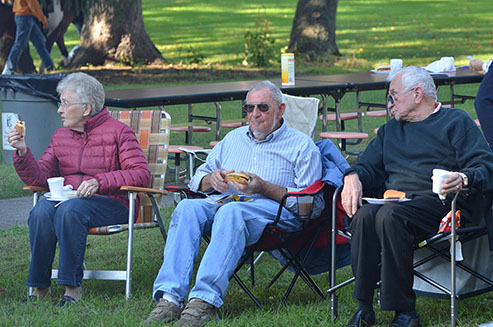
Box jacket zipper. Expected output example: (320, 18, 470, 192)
(78, 131, 89, 184)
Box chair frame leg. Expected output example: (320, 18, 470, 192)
(125, 191, 137, 300)
(147, 193, 167, 240)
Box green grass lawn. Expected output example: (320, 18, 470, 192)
(1, 0, 492, 325)
(41, 0, 493, 72)
(1, 224, 492, 327)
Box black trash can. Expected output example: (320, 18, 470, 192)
(0, 74, 65, 164)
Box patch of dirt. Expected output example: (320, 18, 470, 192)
(69, 64, 281, 86)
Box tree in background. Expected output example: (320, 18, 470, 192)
(0, 0, 164, 71)
(70, 0, 164, 67)
(288, 0, 341, 61)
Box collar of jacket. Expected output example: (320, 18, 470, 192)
(82, 107, 111, 133)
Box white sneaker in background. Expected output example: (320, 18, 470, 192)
(68, 45, 80, 63)
(2, 64, 13, 75)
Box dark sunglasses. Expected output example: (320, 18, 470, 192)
(242, 103, 270, 113)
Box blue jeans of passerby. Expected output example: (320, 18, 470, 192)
(6, 15, 54, 72)
(26, 196, 129, 288)
(152, 198, 303, 307)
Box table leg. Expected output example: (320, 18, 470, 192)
(215, 102, 222, 141)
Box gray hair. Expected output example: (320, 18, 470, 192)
(57, 72, 105, 116)
(245, 80, 283, 106)
(390, 66, 438, 101)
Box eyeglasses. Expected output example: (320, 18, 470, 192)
(57, 101, 87, 109)
(387, 88, 415, 105)
(242, 103, 271, 113)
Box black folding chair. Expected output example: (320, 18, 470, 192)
(328, 187, 493, 327)
(412, 192, 493, 327)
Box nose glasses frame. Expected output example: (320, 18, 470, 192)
(387, 88, 415, 105)
(242, 103, 270, 113)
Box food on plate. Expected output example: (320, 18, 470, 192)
(374, 63, 391, 71)
(14, 121, 26, 136)
(224, 172, 250, 185)
(383, 189, 407, 200)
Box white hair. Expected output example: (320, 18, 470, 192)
(245, 80, 283, 106)
(57, 72, 105, 116)
(390, 66, 438, 101)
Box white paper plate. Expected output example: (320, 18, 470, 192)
(362, 197, 411, 204)
(370, 69, 389, 75)
(45, 190, 77, 202)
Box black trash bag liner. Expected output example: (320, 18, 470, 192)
(0, 73, 66, 102)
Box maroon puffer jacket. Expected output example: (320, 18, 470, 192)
(13, 107, 151, 210)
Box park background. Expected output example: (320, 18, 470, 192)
(0, 0, 492, 326)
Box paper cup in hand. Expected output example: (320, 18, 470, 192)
(432, 169, 453, 199)
(298, 196, 313, 219)
(47, 177, 65, 198)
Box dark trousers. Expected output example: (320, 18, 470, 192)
(350, 197, 449, 312)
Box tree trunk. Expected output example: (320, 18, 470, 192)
(0, 36, 36, 74)
(70, 0, 164, 67)
(288, 0, 341, 61)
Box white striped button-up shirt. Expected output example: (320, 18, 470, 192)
(189, 121, 323, 215)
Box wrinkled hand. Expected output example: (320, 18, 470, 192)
(208, 169, 231, 193)
(470, 59, 484, 72)
(7, 128, 27, 156)
(77, 178, 99, 198)
(227, 172, 263, 195)
(341, 174, 363, 218)
(434, 172, 463, 194)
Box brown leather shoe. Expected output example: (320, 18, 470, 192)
(142, 298, 183, 324)
(175, 298, 218, 327)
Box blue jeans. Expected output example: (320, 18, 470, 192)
(26, 196, 129, 288)
(152, 198, 303, 307)
(6, 15, 54, 72)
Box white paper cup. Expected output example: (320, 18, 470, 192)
(298, 196, 313, 219)
(390, 59, 403, 74)
(432, 169, 453, 198)
(440, 56, 455, 71)
(47, 177, 65, 198)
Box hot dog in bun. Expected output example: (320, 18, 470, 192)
(224, 172, 250, 185)
(14, 121, 25, 137)
(383, 189, 407, 200)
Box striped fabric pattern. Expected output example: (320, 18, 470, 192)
(190, 122, 323, 215)
(111, 108, 170, 222)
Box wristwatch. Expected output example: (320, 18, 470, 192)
(458, 172, 469, 187)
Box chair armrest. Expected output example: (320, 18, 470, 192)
(272, 180, 326, 226)
(120, 185, 168, 195)
(23, 185, 49, 192)
(165, 185, 207, 199)
(286, 180, 325, 197)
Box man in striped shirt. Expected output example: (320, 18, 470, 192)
(144, 81, 323, 326)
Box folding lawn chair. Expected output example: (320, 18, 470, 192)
(166, 179, 350, 309)
(412, 192, 493, 327)
(175, 93, 320, 186)
(25, 108, 171, 299)
(328, 187, 493, 327)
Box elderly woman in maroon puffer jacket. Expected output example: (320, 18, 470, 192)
(7, 72, 151, 307)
